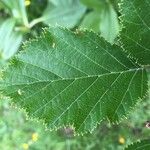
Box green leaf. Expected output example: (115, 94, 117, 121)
(125, 139, 150, 150)
(0, 19, 23, 60)
(100, 3, 119, 43)
(119, 0, 150, 65)
(0, 27, 148, 134)
(80, 11, 100, 32)
(1, 0, 28, 26)
(80, 0, 103, 10)
(42, 0, 86, 28)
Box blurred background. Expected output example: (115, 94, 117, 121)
(0, 0, 150, 149)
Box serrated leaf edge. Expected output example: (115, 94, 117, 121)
(1, 25, 149, 135)
(124, 139, 150, 150)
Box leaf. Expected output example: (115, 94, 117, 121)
(119, 0, 150, 65)
(100, 3, 119, 43)
(0, 19, 23, 60)
(1, 0, 28, 26)
(80, 0, 103, 10)
(80, 11, 100, 32)
(42, 0, 86, 28)
(125, 139, 150, 150)
(80, 1, 119, 42)
(0, 27, 148, 134)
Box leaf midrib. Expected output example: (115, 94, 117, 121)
(3, 67, 143, 110)
(2, 67, 142, 88)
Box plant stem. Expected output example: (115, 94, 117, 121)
(19, 0, 29, 27)
(14, 26, 30, 33)
(28, 17, 44, 28)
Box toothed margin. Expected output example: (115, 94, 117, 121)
(124, 139, 150, 150)
(109, 69, 149, 125)
(42, 26, 149, 134)
(118, 0, 150, 67)
(0, 25, 149, 135)
(79, 25, 140, 68)
(5, 94, 77, 135)
(109, 90, 149, 125)
(73, 27, 149, 129)
(117, 0, 142, 68)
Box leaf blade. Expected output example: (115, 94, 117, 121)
(42, 0, 86, 28)
(0, 19, 23, 60)
(119, 0, 150, 65)
(0, 27, 148, 134)
(125, 139, 150, 150)
(100, 3, 119, 43)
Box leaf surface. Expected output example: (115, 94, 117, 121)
(100, 3, 119, 43)
(80, 11, 100, 32)
(125, 139, 150, 150)
(0, 19, 23, 60)
(42, 0, 86, 28)
(80, 0, 103, 10)
(0, 27, 148, 134)
(1, 0, 28, 26)
(119, 0, 150, 65)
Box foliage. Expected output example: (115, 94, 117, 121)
(42, 0, 86, 28)
(125, 139, 150, 150)
(119, 0, 150, 65)
(1, 87, 150, 149)
(0, 18, 23, 59)
(0, 0, 150, 149)
(0, 26, 148, 134)
(80, 0, 119, 43)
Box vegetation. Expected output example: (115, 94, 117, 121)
(0, 0, 150, 149)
